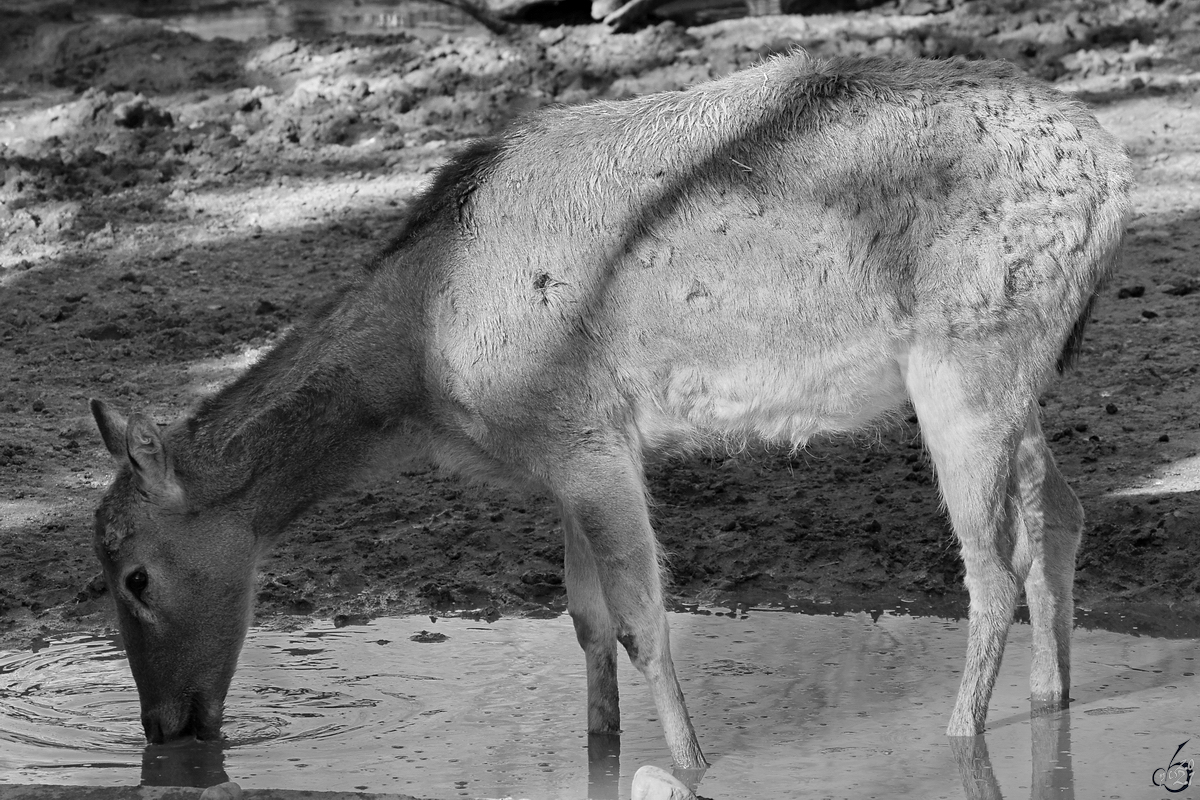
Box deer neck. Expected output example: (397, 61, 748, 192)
(174, 284, 424, 536)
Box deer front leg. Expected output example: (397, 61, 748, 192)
(563, 507, 621, 735)
(557, 456, 707, 770)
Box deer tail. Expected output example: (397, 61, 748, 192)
(1056, 291, 1100, 375)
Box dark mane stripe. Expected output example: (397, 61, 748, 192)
(367, 136, 507, 271)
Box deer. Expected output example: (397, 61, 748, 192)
(89, 53, 1132, 770)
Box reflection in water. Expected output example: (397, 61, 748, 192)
(587, 733, 620, 800)
(585, 729, 705, 800)
(951, 733, 1003, 800)
(151, 0, 483, 42)
(2, 612, 1199, 798)
(141, 740, 229, 788)
(952, 707, 1073, 800)
(1031, 707, 1073, 800)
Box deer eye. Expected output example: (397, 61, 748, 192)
(125, 570, 149, 600)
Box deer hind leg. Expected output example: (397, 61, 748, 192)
(562, 504, 621, 734)
(904, 347, 1028, 737)
(554, 450, 707, 769)
(1011, 409, 1082, 708)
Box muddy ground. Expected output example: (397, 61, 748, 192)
(0, 0, 1198, 652)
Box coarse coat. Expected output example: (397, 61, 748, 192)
(91, 53, 1132, 770)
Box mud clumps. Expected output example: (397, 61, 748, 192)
(1, 2, 1199, 648)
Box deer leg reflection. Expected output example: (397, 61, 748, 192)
(587, 732, 621, 800)
(950, 734, 1004, 800)
(949, 707, 1074, 800)
(1031, 706, 1074, 800)
(140, 739, 228, 788)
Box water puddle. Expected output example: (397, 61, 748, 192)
(125, 1, 488, 42)
(1, 609, 1198, 798)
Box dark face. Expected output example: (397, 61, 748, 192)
(92, 401, 259, 744)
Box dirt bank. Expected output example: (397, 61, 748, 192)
(1, 0, 1199, 651)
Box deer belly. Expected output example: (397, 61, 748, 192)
(634, 350, 908, 452)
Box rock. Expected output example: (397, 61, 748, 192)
(113, 95, 173, 129)
(254, 38, 300, 65)
(199, 781, 243, 800)
(287, 598, 315, 615)
(87, 223, 117, 249)
(1117, 285, 1145, 299)
(215, 155, 242, 175)
(631, 765, 696, 800)
(903, 0, 937, 14)
(400, 67, 439, 93)
(81, 322, 131, 341)
(520, 570, 562, 586)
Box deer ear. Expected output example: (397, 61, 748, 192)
(91, 398, 129, 460)
(124, 413, 180, 499)
(92, 400, 184, 503)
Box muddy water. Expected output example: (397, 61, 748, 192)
(1, 609, 1198, 798)
(133, 1, 486, 42)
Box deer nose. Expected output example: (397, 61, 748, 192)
(191, 700, 224, 741)
(141, 697, 223, 744)
(142, 713, 167, 745)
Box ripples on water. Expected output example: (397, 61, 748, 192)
(0, 635, 143, 763)
(0, 625, 428, 787)
(2, 611, 1199, 798)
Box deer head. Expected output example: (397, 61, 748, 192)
(91, 399, 258, 744)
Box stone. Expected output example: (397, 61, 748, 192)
(631, 764, 696, 800)
(199, 782, 243, 800)
(113, 95, 173, 129)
